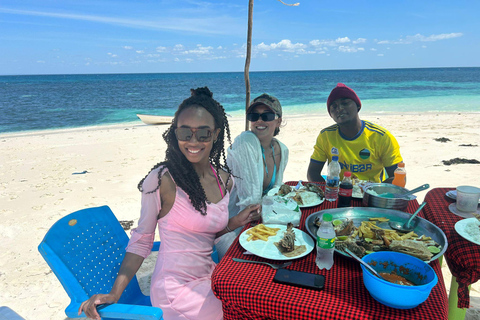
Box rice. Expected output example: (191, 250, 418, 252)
(465, 222, 480, 243)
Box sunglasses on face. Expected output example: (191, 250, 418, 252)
(175, 127, 214, 142)
(247, 112, 277, 122)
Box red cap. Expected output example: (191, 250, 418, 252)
(344, 171, 352, 177)
(327, 83, 361, 115)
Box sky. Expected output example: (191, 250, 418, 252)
(1, 0, 479, 75)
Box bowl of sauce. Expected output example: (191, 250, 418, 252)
(360, 251, 438, 309)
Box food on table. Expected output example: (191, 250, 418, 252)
(292, 193, 303, 205)
(378, 272, 416, 286)
(274, 223, 307, 257)
(246, 224, 280, 241)
(274, 183, 324, 206)
(465, 218, 480, 243)
(278, 184, 292, 196)
(304, 182, 325, 198)
(351, 179, 372, 198)
(313, 216, 441, 261)
(389, 240, 433, 261)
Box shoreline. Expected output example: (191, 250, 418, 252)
(2, 111, 480, 138)
(1, 112, 479, 319)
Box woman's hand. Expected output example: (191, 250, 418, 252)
(78, 293, 119, 320)
(230, 204, 261, 230)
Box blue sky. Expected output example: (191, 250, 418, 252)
(1, 0, 478, 75)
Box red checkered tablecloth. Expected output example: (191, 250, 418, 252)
(211, 182, 448, 320)
(423, 188, 480, 308)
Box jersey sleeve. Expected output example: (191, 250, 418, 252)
(380, 131, 403, 167)
(310, 132, 328, 163)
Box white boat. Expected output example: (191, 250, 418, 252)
(136, 114, 173, 125)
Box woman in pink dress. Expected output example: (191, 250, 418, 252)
(79, 87, 261, 320)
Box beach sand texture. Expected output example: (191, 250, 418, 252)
(1, 112, 479, 319)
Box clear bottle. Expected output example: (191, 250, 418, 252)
(316, 213, 335, 270)
(392, 162, 406, 188)
(325, 156, 341, 201)
(338, 171, 353, 207)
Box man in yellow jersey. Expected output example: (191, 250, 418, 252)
(307, 83, 403, 183)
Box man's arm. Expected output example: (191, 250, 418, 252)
(307, 160, 326, 183)
(383, 164, 399, 183)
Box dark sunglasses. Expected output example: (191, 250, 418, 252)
(247, 112, 277, 122)
(175, 127, 214, 142)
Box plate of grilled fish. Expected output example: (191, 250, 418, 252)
(239, 223, 314, 260)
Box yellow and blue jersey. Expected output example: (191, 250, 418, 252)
(310, 120, 402, 182)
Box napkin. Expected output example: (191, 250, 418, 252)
(262, 196, 301, 226)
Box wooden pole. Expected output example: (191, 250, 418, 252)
(244, 0, 254, 131)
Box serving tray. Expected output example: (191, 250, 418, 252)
(305, 207, 448, 262)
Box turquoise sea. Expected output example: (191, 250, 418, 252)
(1, 67, 479, 133)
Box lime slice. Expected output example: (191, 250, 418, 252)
(336, 236, 348, 241)
(333, 219, 343, 226)
(428, 246, 441, 254)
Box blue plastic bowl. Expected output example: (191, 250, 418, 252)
(361, 251, 438, 309)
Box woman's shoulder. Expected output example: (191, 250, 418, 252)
(218, 168, 234, 191)
(141, 165, 170, 192)
(232, 131, 260, 146)
(274, 137, 288, 150)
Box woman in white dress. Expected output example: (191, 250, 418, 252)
(216, 93, 289, 259)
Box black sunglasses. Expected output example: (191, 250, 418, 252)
(175, 127, 214, 142)
(247, 112, 277, 122)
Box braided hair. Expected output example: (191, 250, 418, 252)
(138, 87, 233, 215)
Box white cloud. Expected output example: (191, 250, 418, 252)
(310, 39, 337, 47)
(36, 60, 45, 63)
(353, 38, 366, 44)
(255, 39, 307, 53)
(377, 53, 384, 56)
(0, 8, 240, 35)
(338, 46, 359, 53)
(136, 50, 144, 54)
(123, 46, 133, 50)
(377, 32, 463, 45)
(173, 44, 184, 51)
(406, 32, 463, 42)
(336, 37, 350, 43)
(156, 46, 167, 52)
(370, 48, 377, 51)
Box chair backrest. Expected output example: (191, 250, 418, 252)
(38, 205, 149, 306)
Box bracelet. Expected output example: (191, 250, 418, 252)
(225, 224, 233, 233)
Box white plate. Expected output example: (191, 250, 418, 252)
(448, 203, 480, 218)
(446, 190, 480, 203)
(239, 224, 315, 260)
(455, 218, 480, 246)
(267, 186, 324, 208)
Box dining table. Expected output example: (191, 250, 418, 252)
(423, 188, 480, 314)
(211, 181, 448, 320)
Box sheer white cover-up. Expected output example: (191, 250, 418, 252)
(215, 131, 289, 259)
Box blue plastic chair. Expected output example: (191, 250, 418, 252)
(38, 205, 163, 320)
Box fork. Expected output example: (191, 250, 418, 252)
(232, 258, 292, 269)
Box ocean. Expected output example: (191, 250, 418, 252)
(1, 67, 479, 133)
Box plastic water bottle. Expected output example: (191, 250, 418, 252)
(325, 156, 341, 201)
(338, 171, 353, 207)
(392, 162, 406, 188)
(316, 213, 335, 270)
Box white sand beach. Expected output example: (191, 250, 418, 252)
(1, 112, 480, 319)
